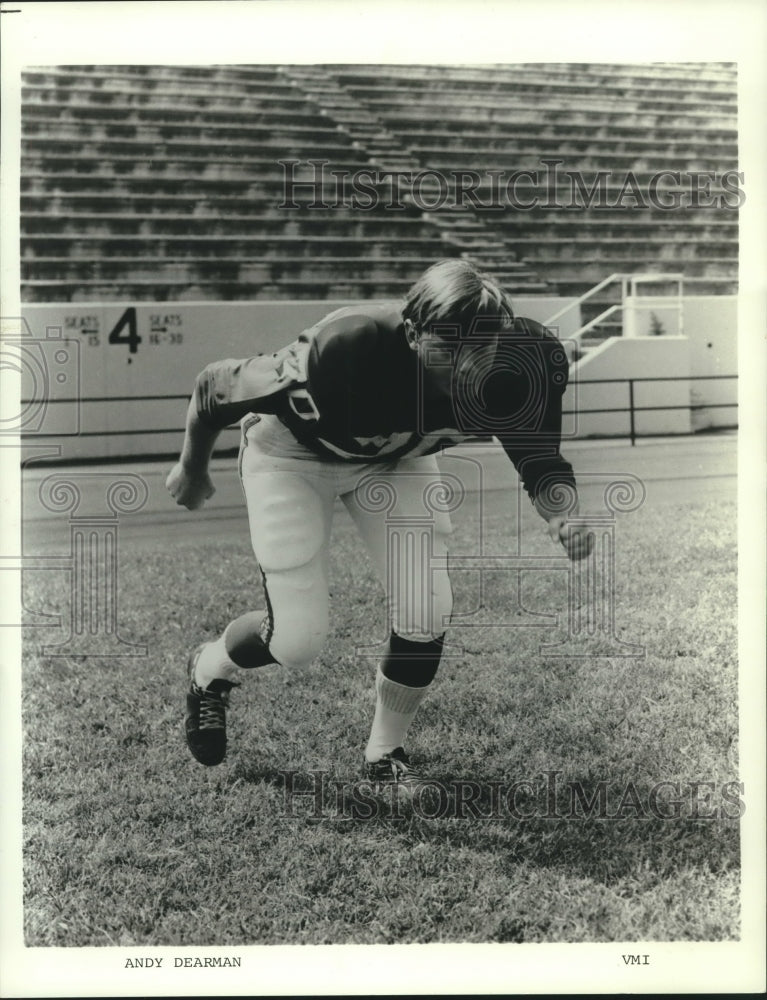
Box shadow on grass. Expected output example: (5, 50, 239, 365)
(232, 762, 741, 891)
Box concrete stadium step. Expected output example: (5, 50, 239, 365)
(23, 65, 288, 86)
(20, 156, 367, 187)
(20, 236, 439, 258)
(22, 136, 360, 161)
(343, 84, 625, 113)
(21, 193, 377, 214)
(19, 155, 366, 181)
(22, 100, 333, 130)
(331, 62, 736, 90)
(410, 203, 553, 292)
(22, 230, 447, 251)
(21, 255, 455, 283)
(476, 216, 738, 236)
(503, 233, 737, 252)
(380, 110, 737, 141)
(547, 275, 737, 298)
(336, 71, 736, 97)
(20, 213, 449, 242)
(21, 234, 449, 258)
(21, 81, 316, 113)
(470, 273, 550, 293)
(21, 118, 352, 145)
(407, 148, 732, 172)
(523, 256, 736, 282)
(388, 125, 738, 156)
(21, 272, 553, 304)
(522, 249, 739, 266)
(20, 278, 416, 302)
(18, 173, 355, 200)
(342, 81, 736, 115)
(23, 96, 736, 144)
(20, 205, 441, 226)
(22, 181, 384, 208)
(345, 95, 735, 128)
(376, 174, 739, 204)
(20, 73, 298, 103)
(22, 105, 347, 141)
(20, 174, 273, 196)
(510, 247, 739, 276)
(22, 214, 736, 245)
(342, 77, 736, 108)
(283, 64, 417, 173)
(674, 275, 739, 293)
(438, 241, 549, 285)
(22, 246, 452, 277)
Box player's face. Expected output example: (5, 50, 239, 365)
(414, 329, 499, 403)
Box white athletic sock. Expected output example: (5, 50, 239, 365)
(364, 665, 430, 763)
(194, 632, 240, 688)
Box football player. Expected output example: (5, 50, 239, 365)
(166, 258, 591, 783)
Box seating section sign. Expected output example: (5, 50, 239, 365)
(64, 307, 186, 354)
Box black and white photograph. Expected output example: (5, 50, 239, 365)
(1, 1, 765, 996)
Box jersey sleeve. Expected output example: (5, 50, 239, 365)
(194, 336, 310, 430)
(193, 307, 379, 432)
(495, 324, 577, 509)
(500, 399, 576, 509)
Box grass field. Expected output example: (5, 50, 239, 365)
(21, 474, 739, 946)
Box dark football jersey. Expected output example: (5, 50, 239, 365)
(194, 302, 575, 501)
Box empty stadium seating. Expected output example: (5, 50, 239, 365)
(328, 62, 738, 316)
(20, 62, 738, 313)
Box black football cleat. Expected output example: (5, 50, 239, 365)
(184, 645, 239, 766)
(363, 747, 424, 789)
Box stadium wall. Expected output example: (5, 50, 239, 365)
(565, 294, 736, 440)
(681, 296, 737, 431)
(568, 337, 693, 438)
(16, 295, 734, 462)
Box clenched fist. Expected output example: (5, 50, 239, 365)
(547, 516, 594, 561)
(166, 461, 215, 510)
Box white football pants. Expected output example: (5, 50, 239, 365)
(238, 414, 454, 669)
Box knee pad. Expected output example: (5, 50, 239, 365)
(429, 566, 454, 636)
(269, 632, 325, 671)
(268, 612, 327, 669)
(261, 563, 329, 669)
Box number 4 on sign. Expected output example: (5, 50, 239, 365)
(108, 307, 141, 354)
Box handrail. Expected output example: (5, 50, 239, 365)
(544, 271, 685, 344)
(563, 373, 736, 445)
(570, 303, 621, 339)
(544, 272, 624, 326)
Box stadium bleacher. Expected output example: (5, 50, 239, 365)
(20, 62, 738, 323)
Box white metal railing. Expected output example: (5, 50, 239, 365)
(544, 272, 685, 345)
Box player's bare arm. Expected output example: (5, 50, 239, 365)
(165, 397, 220, 510)
(166, 344, 310, 510)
